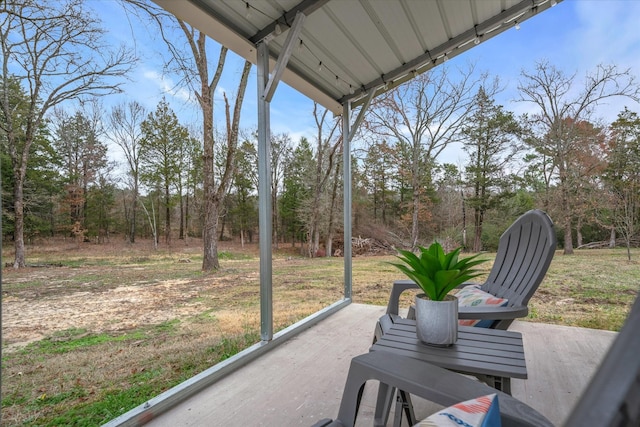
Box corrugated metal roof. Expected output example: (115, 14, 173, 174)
(153, 0, 561, 114)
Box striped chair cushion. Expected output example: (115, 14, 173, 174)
(456, 285, 509, 328)
(414, 393, 501, 427)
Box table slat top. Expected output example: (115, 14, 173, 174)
(371, 319, 527, 379)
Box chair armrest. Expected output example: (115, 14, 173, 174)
(386, 280, 420, 316)
(458, 305, 528, 320)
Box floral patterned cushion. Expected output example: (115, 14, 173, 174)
(414, 393, 501, 427)
(456, 285, 509, 327)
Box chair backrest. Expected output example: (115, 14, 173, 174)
(564, 293, 640, 427)
(481, 209, 557, 308)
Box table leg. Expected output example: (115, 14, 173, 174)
(374, 382, 395, 427)
(393, 390, 416, 427)
(476, 374, 512, 395)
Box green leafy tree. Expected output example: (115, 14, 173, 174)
(280, 137, 313, 247)
(52, 107, 108, 230)
(602, 108, 640, 260)
(0, 0, 133, 267)
(184, 132, 203, 238)
(1, 78, 62, 240)
(140, 98, 188, 244)
(85, 172, 117, 242)
(230, 139, 258, 245)
(176, 133, 200, 241)
(462, 87, 521, 251)
(362, 140, 396, 225)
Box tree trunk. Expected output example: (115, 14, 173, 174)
(130, 182, 138, 243)
(473, 208, 483, 252)
(563, 220, 574, 255)
(218, 214, 226, 241)
(203, 195, 221, 270)
(309, 198, 320, 257)
(202, 57, 250, 270)
(411, 176, 420, 250)
(609, 227, 616, 248)
(576, 217, 583, 248)
(325, 158, 341, 257)
(185, 190, 190, 239)
(179, 185, 185, 240)
(164, 184, 171, 244)
(560, 165, 574, 255)
(272, 179, 279, 250)
(202, 148, 219, 270)
(410, 141, 421, 250)
(13, 175, 26, 268)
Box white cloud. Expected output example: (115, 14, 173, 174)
(142, 70, 192, 104)
(570, 1, 640, 71)
(214, 86, 227, 101)
(564, 1, 640, 121)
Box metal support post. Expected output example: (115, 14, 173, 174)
(342, 101, 352, 299)
(257, 41, 273, 341)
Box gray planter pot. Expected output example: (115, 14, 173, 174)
(415, 293, 458, 346)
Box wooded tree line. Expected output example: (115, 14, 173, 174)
(3, 0, 640, 268)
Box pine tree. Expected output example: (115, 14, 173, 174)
(140, 98, 189, 245)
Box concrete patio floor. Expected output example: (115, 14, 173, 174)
(145, 303, 616, 427)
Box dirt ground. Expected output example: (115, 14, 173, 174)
(4, 277, 209, 349)
(1, 238, 273, 351)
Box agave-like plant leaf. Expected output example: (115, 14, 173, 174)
(444, 247, 461, 270)
(390, 242, 487, 301)
(396, 249, 422, 270)
(389, 262, 437, 297)
(418, 251, 440, 277)
(451, 253, 486, 271)
(434, 269, 461, 300)
(397, 250, 431, 281)
(431, 242, 445, 265)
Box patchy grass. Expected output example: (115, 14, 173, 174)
(2, 239, 639, 426)
(527, 248, 639, 330)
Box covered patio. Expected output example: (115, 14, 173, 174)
(141, 304, 615, 426)
(105, 1, 588, 425)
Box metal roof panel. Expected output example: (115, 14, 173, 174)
(153, 0, 563, 114)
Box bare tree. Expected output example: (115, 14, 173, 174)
(121, 0, 251, 270)
(307, 103, 341, 257)
(518, 61, 640, 254)
(0, 0, 134, 267)
(325, 148, 342, 257)
(270, 133, 293, 248)
(367, 64, 481, 249)
(107, 101, 146, 243)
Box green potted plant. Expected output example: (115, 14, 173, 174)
(391, 242, 486, 346)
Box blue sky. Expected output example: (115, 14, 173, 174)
(89, 0, 640, 166)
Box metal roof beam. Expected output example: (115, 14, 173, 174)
(249, 0, 329, 44)
(263, 11, 306, 102)
(348, 88, 375, 144)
